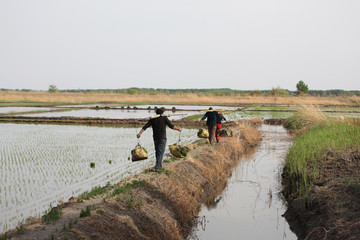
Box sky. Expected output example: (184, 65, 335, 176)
(0, 0, 359, 91)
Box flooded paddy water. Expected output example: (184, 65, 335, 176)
(0, 123, 197, 233)
(190, 125, 297, 240)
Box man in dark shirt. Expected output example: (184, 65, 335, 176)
(137, 108, 181, 171)
(201, 107, 220, 144)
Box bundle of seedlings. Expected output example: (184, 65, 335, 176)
(197, 128, 209, 138)
(169, 143, 190, 158)
(218, 129, 233, 137)
(131, 143, 148, 161)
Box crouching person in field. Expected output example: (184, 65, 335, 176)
(137, 108, 181, 171)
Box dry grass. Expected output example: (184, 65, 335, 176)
(1, 90, 358, 106)
(148, 122, 261, 228)
(295, 105, 328, 128)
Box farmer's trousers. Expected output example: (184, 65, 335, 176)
(154, 138, 167, 170)
(208, 125, 216, 144)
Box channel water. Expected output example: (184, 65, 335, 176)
(190, 125, 297, 239)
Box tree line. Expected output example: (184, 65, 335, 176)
(1, 87, 359, 97)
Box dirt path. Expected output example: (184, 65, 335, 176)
(0, 116, 235, 127)
(4, 121, 261, 240)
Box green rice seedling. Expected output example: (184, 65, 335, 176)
(42, 206, 62, 224)
(90, 162, 95, 168)
(126, 193, 134, 210)
(96, 210, 104, 215)
(135, 199, 143, 208)
(170, 156, 180, 162)
(17, 224, 24, 234)
(80, 206, 91, 218)
(113, 180, 146, 195)
(109, 160, 112, 164)
(78, 186, 107, 201)
(68, 219, 74, 229)
(0, 232, 7, 240)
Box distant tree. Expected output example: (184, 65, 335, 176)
(296, 80, 308, 94)
(48, 85, 58, 93)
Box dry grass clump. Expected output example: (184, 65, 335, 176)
(296, 105, 328, 127)
(284, 105, 329, 131)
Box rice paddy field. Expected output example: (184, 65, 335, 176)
(0, 123, 197, 233)
(1, 104, 359, 234)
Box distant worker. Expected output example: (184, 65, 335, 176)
(137, 108, 181, 171)
(215, 113, 227, 143)
(201, 107, 220, 144)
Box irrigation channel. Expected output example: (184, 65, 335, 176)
(190, 125, 297, 240)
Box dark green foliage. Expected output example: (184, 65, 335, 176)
(90, 162, 95, 168)
(296, 80, 309, 94)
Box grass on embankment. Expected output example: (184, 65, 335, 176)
(283, 106, 360, 197)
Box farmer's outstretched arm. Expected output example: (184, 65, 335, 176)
(201, 113, 207, 121)
(173, 126, 182, 132)
(137, 128, 145, 138)
(137, 120, 151, 138)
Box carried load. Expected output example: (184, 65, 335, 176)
(218, 129, 233, 137)
(169, 144, 190, 158)
(197, 129, 209, 138)
(131, 143, 148, 162)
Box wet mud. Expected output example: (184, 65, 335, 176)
(282, 150, 360, 239)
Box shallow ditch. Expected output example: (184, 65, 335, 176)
(189, 125, 297, 239)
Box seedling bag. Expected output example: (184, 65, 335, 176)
(197, 129, 209, 138)
(169, 144, 189, 158)
(131, 143, 148, 162)
(218, 129, 233, 137)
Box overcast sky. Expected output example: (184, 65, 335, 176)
(0, 0, 359, 91)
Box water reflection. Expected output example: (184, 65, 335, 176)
(189, 125, 297, 240)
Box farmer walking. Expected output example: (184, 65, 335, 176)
(137, 108, 181, 171)
(215, 113, 227, 143)
(201, 107, 220, 144)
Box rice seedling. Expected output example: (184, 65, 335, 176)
(79, 206, 92, 218)
(42, 206, 62, 224)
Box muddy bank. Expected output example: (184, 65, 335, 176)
(4, 121, 261, 240)
(282, 150, 360, 240)
(0, 115, 237, 128)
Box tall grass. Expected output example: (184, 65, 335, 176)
(284, 106, 360, 196)
(284, 105, 328, 130)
